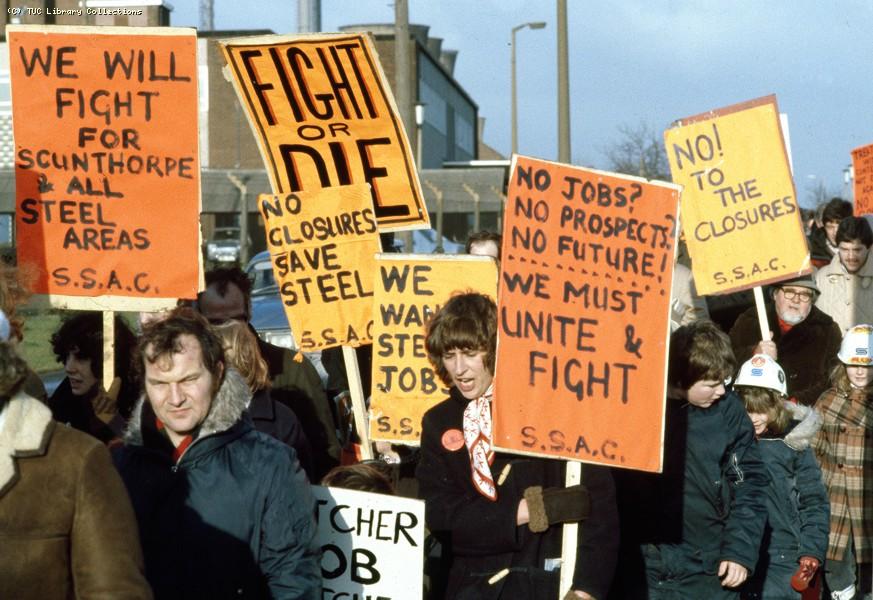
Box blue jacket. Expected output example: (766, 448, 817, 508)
(416, 387, 619, 600)
(741, 403, 830, 599)
(755, 403, 830, 562)
(114, 369, 320, 599)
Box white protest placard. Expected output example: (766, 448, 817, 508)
(313, 486, 425, 599)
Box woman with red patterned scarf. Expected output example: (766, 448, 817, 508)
(415, 292, 619, 600)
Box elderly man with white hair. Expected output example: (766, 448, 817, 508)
(729, 274, 842, 406)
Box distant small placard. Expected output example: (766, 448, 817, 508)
(369, 254, 498, 444)
(664, 95, 809, 295)
(221, 33, 429, 232)
(852, 142, 873, 216)
(313, 486, 424, 599)
(258, 184, 380, 351)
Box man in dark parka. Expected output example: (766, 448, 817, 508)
(114, 309, 320, 599)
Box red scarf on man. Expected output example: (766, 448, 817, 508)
(778, 317, 795, 335)
(155, 418, 194, 463)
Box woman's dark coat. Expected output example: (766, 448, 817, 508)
(416, 387, 619, 600)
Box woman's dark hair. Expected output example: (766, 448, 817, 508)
(51, 312, 137, 377)
(425, 292, 497, 387)
(668, 320, 736, 391)
(836, 216, 873, 248)
(51, 312, 139, 414)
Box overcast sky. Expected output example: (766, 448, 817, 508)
(171, 1, 873, 208)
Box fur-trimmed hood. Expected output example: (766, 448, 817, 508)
(0, 391, 53, 497)
(123, 367, 251, 446)
(782, 401, 823, 451)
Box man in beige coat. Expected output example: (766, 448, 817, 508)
(815, 216, 873, 332)
(0, 335, 152, 600)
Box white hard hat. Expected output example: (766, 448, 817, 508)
(838, 324, 873, 365)
(735, 354, 787, 396)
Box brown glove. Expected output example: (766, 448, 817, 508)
(90, 377, 121, 425)
(524, 484, 590, 533)
(790, 556, 819, 592)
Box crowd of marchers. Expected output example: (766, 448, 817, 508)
(0, 211, 870, 600)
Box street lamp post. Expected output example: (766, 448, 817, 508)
(844, 164, 854, 202)
(415, 103, 425, 169)
(511, 20, 546, 156)
(557, 0, 570, 163)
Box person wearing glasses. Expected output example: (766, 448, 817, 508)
(729, 275, 842, 407)
(815, 216, 873, 333)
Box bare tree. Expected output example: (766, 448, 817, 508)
(603, 121, 671, 181)
(804, 178, 841, 210)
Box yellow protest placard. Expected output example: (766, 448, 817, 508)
(222, 33, 429, 232)
(369, 254, 498, 444)
(258, 184, 380, 351)
(665, 95, 809, 295)
(852, 142, 873, 216)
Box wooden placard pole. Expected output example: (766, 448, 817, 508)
(558, 461, 582, 598)
(102, 310, 115, 391)
(342, 345, 374, 460)
(753, 286, 770, 342)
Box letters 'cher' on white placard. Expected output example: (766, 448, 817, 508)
(313, 486, 425, 598)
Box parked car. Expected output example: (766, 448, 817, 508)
(245, 250, 275, 293)
(393, 228, 466, 253)
(205, 227, 244, 264)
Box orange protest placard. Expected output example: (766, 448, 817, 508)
(369, 254, 498, 444)
(665, 95, 809, 295)
(221, 33, 429, 232)
(258, 183, 380, 351)
(492, 156, 679, 473)
(10, 25, 200, 304)
(852, 143, 873, 216)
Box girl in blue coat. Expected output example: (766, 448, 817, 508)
(735, 354, 830, 600)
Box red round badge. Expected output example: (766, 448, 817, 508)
(441, 429, 465, 451)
